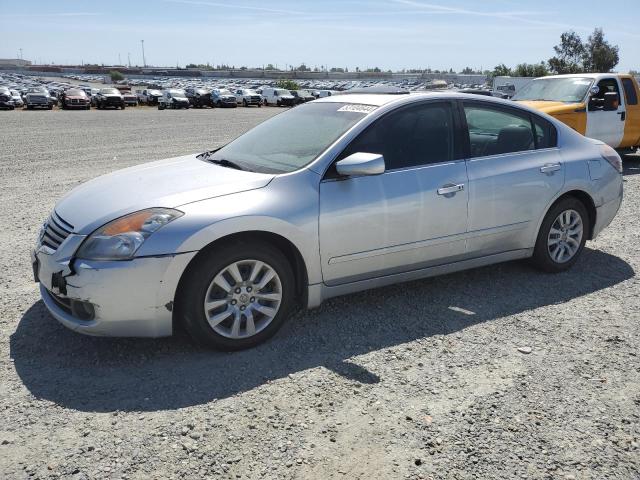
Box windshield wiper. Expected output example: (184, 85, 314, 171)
(209, 158, 249, 171)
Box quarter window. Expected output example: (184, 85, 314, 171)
(622, 78, 638, 105)
(339, 102, 454, 170)
(463, 104, 535, 157)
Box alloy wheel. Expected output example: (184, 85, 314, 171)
(203, 259, 283, 339)
(547, 209, 583, 263)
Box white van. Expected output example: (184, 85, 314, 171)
(261, 87, 295, 107)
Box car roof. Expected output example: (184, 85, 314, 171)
(314, 91, 514, 107)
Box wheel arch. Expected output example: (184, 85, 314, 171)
(172, 230, 309, 328)
(542, 189, 597, 240)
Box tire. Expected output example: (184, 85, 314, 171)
(217, 100, 222, 108)
(47, 105, 52, 110)
(121, 104, 126, 109)
(179, 241, 295, 350)
(531, 196, 589, 273)
(243, 99, 248, 107)
(263, 98, 268, 106)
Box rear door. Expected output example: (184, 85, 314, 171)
(586, 77, 626, 148)
(319, 101, 468, 285)
(462, 100, 565, 256)
(620, 76, 640, 148)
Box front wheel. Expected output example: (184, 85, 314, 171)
(531, 197, 589, 273)
(179, 241, 295, 350)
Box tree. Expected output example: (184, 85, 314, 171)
(513, 62, 549, 77)
(548, 31, 585, 74)
(276, 79, 299, 90)
(584, 28, 619, 72)
(109, 70, 124, 82)
(491, 64, 512, 77)
(461, 67, 475, 74)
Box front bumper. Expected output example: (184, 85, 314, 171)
(33, 239, 196, 337)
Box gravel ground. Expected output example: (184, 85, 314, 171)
(1, 108, 639, 480)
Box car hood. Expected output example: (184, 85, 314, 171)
(55, 154, 274, 234)
(514, 100, 584, 116)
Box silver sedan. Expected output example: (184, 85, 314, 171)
(32, 92, 623, 349)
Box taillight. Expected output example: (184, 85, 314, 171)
(600, 144, 623, 173)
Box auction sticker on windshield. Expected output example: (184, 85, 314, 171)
(337, 104, 377, 114)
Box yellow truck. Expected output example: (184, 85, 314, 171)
(513, 73, 640, 152)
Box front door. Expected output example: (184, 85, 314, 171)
(586, 77, 626, 148)
(319, 101, 469, 286)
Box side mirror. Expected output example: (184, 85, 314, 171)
(336, 152, 385, 177)
(589, 86, 600, 96)
(603, 92, 619, 111)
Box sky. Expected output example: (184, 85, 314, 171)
(1, 0, 639, 72)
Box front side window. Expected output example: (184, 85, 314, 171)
(339, 102, 454, 170)
(464, 104, 534, 157)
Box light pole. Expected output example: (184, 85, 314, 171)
(140, 40, 146, 67)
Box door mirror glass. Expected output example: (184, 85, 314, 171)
(589, 85, 600, 96)
(336, 152, 385, 177)
(603, 92, 619, 111)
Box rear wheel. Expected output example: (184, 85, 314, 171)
(180, 241, 295, 350)
(531, 197, 589, 273)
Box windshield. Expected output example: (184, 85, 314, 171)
(217, 89, 232, 95)
(101, 88, 120, 94)
(168, 89, 186, 97)
(275, 89, 290, 96)
(66, 89, 86, 96)
(149, 90, 161, 95)
(513, 77, 593, 103)
(297, 90, 311, 96)
(28, 87, 47, 93)
(208, 102, 372, 174)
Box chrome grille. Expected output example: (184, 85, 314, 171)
(41, 212, 74, 251)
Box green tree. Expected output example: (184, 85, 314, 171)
(583, 28, 619, 72)
(109, 70, 124, 82)
(276, 79, 300, 90)
(491, 63, 512, 77)
(513, 62, 549, 77)
(548, 31, 585, 74)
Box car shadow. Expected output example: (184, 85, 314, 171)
(10, 248, 634, 413)
(622, 151, 640, 176)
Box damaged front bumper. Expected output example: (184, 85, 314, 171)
(32, 235, 196, 337)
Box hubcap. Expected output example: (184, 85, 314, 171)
(203, 259, 282, 339)
(547, 209, 583, 263)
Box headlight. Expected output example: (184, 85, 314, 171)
(76, 208, 183, 261)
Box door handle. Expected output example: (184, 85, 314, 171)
(437, 183, 464, 195)
(540, 163, 561, 174)
(618, 111, 626, 121)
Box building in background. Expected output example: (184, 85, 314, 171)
(0, 59, 32, 67)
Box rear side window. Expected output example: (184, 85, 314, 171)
(622, 78, 638, 105)
(340, 102, 454, 170)
(463, 104, 534, 157)
(532, 116, 558, 149)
